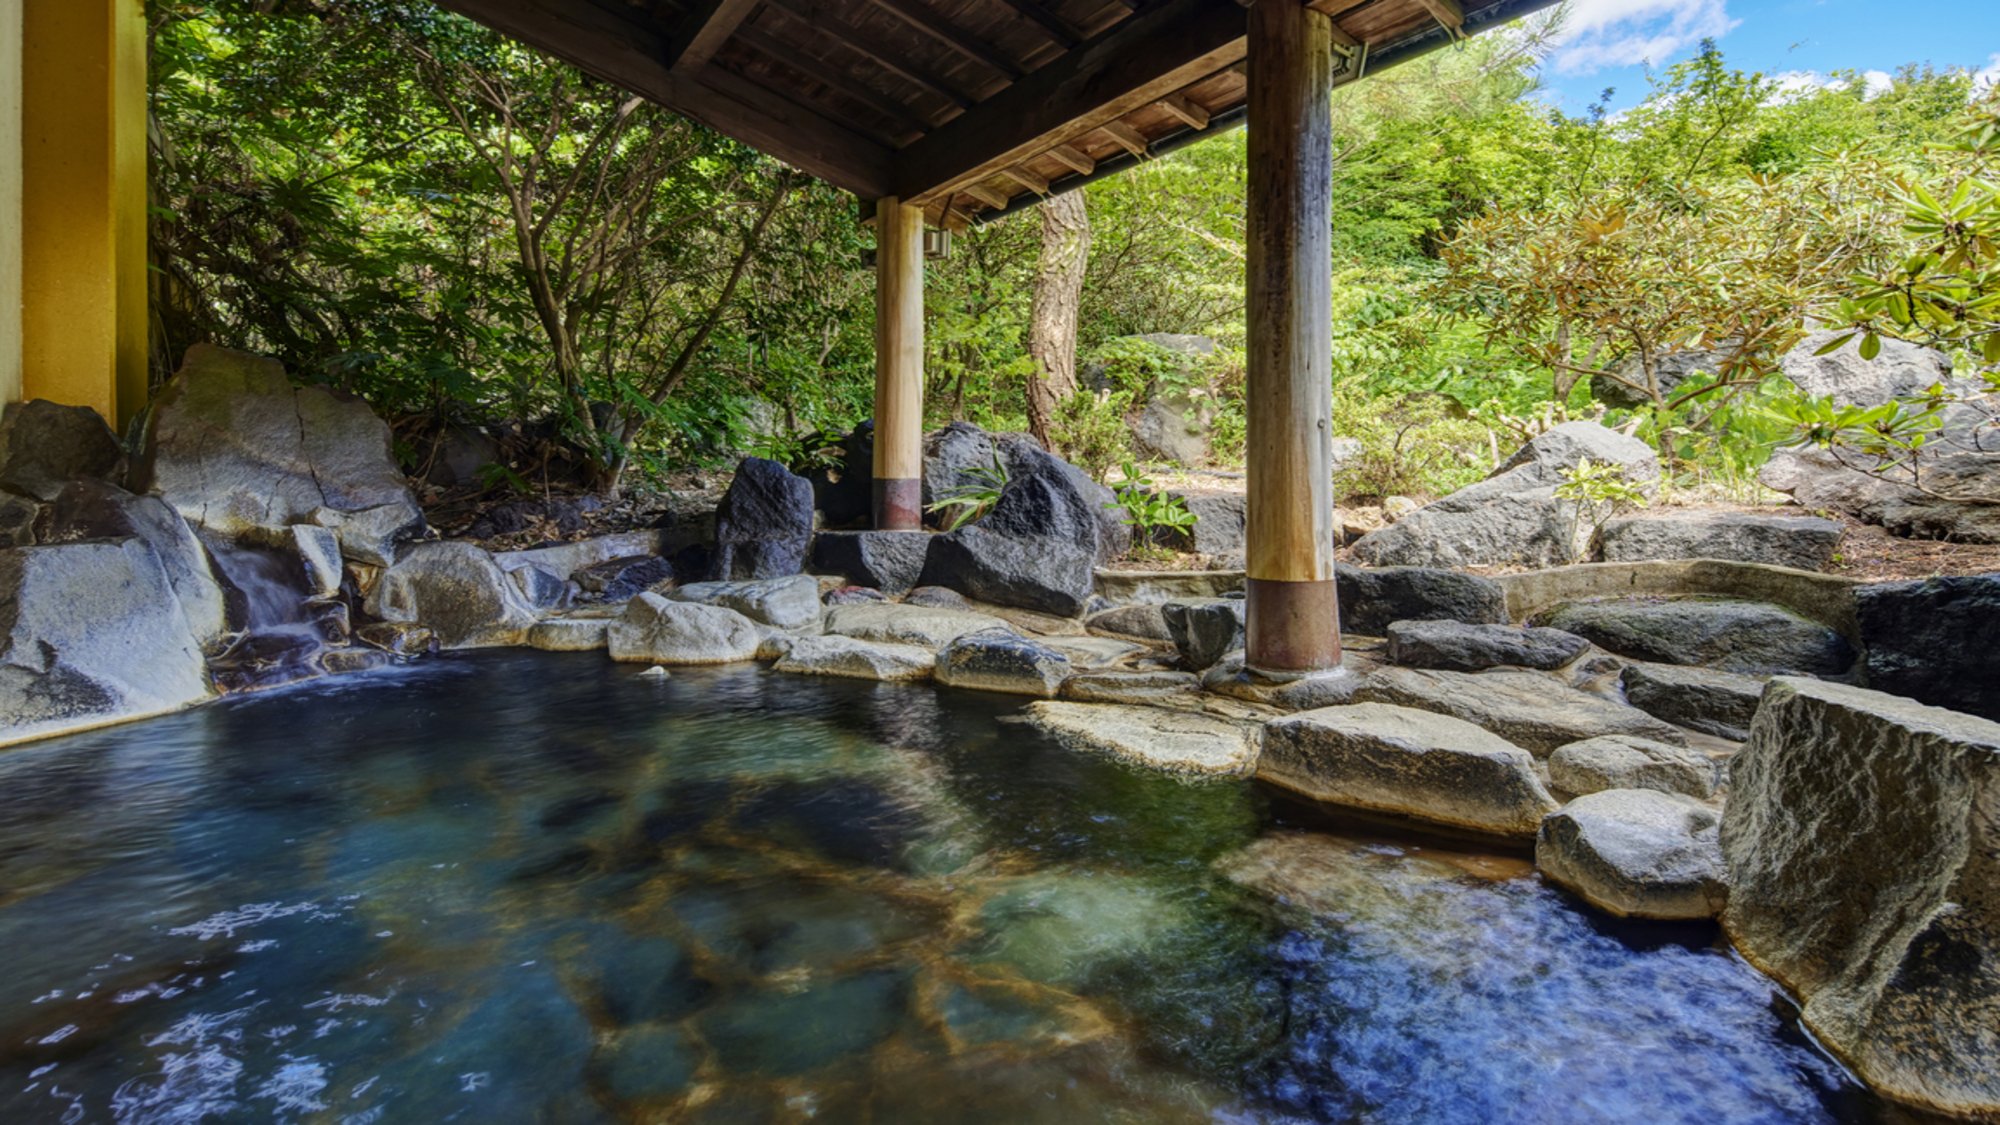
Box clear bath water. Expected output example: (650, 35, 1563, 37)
(0, 651, 1924, 1124)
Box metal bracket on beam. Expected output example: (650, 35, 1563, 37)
(1331, 39, 1367, 84)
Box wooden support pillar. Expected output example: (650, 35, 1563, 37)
(1244, 0, 1339, 674)
(19, 0, 148, 427)
(872, 196, 925, 530)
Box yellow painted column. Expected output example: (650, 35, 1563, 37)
(0, 0, 22, 406)
(19, 0, 149, 428)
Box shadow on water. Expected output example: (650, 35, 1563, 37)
(0, 650, 1946, 1124)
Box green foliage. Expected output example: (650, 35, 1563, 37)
(1105, 462, 1198, 558)
(1554, 458, 1650, 562)
(1329, 385, 1491, 500)
(1049, 391, 1135, 483)
(927, 451, 1010, 531)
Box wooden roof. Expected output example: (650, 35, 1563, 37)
(434, 0, 1557, 227)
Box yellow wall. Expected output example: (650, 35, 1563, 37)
(0, 0, 21, 407)
(19, 0, 147, 428)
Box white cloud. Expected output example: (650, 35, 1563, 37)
(1976, 53, 2000, 92)
(1549, 0, 1742, 77)
(1766, 68, 1896, 102)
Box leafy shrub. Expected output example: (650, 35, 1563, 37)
(1050, 390, 1135, 482)
(1105, 461, 1198, 559)
(1329, 385, 1491, 500)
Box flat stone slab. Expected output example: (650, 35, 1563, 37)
(1060, 670, 1202, 705)
(668, 574, 821, 630)
(1024, 701, 1259, 776)
(1537, 789, 1728, 920)
(528, 617, 612, 651)
(1351, 667, 1688, 756)
(935, 629, 1073, 697)
(1548, 735, 1720, 800)
(1599, 513, 1844, 571)
(1386, 619, 1591, 672)
(1260, 702, 1559, 838)
(1531, 596, 1857, 678)
(773, 634, 935, 681)
(1040, 635, 1147, 668)
(607, 594, 763, 665)
(1620, 661, 1764, 741)
(1086, 604, 1171, 642)
(822, 603, 1013, 650)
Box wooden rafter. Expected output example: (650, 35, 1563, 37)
(961, 181, 1010, 207)
(734, 24, 939, 132)
(990, 0, 1081, 49)
(432, 0, 892, 195)
(1413, 0, 1465, 34)
(665, 0, 765, 72)
(1157, 91, 1208, 129)
(997, 165, 1049, 193)
(865, 0, 1024, 80)
(1099, 120, 1147, 156)
(1047, 143, 1094, 174)
(889, 0, 1244, 203)
(763, 0, 978, 110)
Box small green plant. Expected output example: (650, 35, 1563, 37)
(926, 450, 1009, 531)
(1104, 460, 1198, 559)
(474, 461, 533, 495)
(1554, 457, 1650, 562)
(1050, 390, 1135, 482)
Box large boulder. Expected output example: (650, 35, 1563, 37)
(0, 540, 216, 747)
(1547, 734, 1720, 800)
(134, 344, 423, 565)
(1591, 349, 1729, 410)
(0, 399, 129, 501)
(668, 574, 821, 631)
(1854, 575, 2000, 722)
(1349, 422, 1660, 569)
(916, 446, 1100, 616)
(1530, 596, 1856, 678)
(1260, 702, 1559, 838)
(923, 422, 1129, 560)
(1780, 329, 1964, 413)
(1720, 677, 2000, 1120)
(1385, 619, 1591, 672)
(42, 479, 229, 649)
(607, 594, 764, 665)
(1024, 701, 1258, 777)
(1334, 563, 1508, 635)
(934, 628, 1073, 697)
(1760, 448, 2000, 544)
(712, 457, 814, 580)
(1351, 666, 1688, 755)
(802, 421, 875, 529)
(0, 495, 37, 547)
(1130, 396, 1210, 466)
(1619, 661, 1765, 741)
(1537, 789, 1728, 919)
(364, 540, 538, 648)
(810, 530, 931, 596)
(1597, 513, 1844, 571)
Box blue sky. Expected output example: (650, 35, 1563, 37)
(1529, 0, 2000, 116)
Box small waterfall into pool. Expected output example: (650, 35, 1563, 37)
(205, 539, 387, 691)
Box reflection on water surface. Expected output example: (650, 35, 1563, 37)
(0, 651, 1906, 1123)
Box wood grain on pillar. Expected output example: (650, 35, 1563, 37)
(872, 196, 925, 529)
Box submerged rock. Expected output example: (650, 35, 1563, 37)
(0, 540, 215, 746)
(608, 594, 764, 665)
(1854, 574, 2000, 722)
(1260, 702, 1559, 838)
(1721, 677, 2000, 1120)
(1386, 619, 1591, 672)
(1537, 789, 1728, 919)
(1547, 734, 1720, 800)
(364, 540, 538, 648)
(1530, 596, 1856, 678)
(669, 574, 821, 631)
(1597, 513, 1844, 572)
(1352, 666, 1688, 755)
(935, 629, 1073, 697)
(135, 344, 423, 565)
(0, 399, 129, 501)
(1024, 701, 1259, 776)
(1619, 661, 1764, 741)
(774, 634, 935, 681)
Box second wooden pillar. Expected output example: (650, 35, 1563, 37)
(1244, 0, 1341, 673)
(872, 196, 924, 531)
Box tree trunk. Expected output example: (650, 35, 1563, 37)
(1025, 192, 1092, 447)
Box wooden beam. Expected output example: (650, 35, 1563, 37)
(664, 0, 763, 72)
(1158, 91, 1209, 129)
(1047, 143, 1094, 175)
(1244, 0, 1338, 671)
(1099, 120, 1148, 156)
(891, 0, 1245, 203)
(865, 0, 1024, 80)
(763, 0, 977, 110)
(734, 25, 937, 132)
(997, 165, 1049, 193)
(1303, 0, 1371, 16)
(991, 0, 1081, 49)
(1414, 0, 1464, 29)
(433, 0, 892, 196)
(961, 181, 1009, 208)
